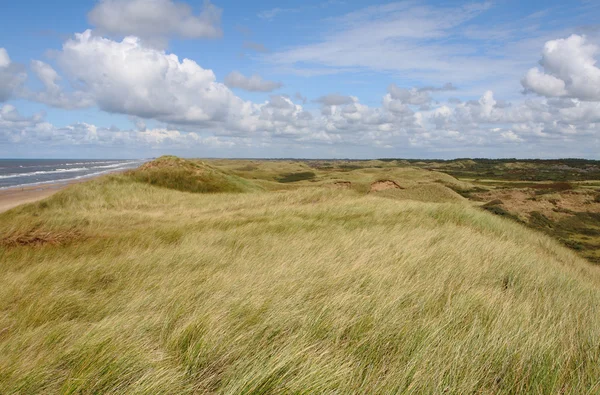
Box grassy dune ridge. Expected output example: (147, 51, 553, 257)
(127, 156, 262, 194)
(1, 158, 600, 393)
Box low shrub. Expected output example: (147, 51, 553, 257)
(276, 172, 316, 183)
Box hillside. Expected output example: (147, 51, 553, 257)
(1, 158, 600, 393)
(126, 156, 260, 194)
(403, 158, 600, 264)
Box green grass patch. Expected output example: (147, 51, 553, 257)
(276, 172, 317, 183)
(127, 156, 260, 193)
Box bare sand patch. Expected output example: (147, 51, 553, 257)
(370, 180, 403, 192)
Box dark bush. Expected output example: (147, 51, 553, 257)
(482, 199, 504, 208)
(529, 212, 554, 229)
(531, 182, 573, 195)
(277, 172, 316, 183)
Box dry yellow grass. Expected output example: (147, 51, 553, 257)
(373, 183, 466, 203)
(1, 161, 600, 393)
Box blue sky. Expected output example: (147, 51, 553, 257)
(0, 0, 599, 158)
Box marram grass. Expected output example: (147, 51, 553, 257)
(1, 167, 600, 393)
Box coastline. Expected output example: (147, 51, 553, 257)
(0, 184, 66, 213)
(0, 170, 127, 214)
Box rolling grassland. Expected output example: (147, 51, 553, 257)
(1, 157, 600, 393)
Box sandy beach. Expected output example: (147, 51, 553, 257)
(0, 171, 129, 214)
(0, 183, 69, 213)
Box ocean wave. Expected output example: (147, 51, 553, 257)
(0, 164, 143, 190)
(0, 160, 145, 180)
(64, 160, 133, 167)
(0, 160, 138, 170)
(0, 167, 90, 179)
(90, 163, 131, 170)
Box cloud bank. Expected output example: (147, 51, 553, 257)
(2, 22, 599, 158)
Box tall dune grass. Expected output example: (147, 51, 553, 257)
(1, 171, 600, 393)
(127, 156, 260, 194)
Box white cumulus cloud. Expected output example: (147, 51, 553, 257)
(56, 30, 245, 124)
(0, 48, 27, 102)
(522, 35, 600, 101)
(26, 60, 94, 109)
(88, 0, 222, 48)
(0, 48, 10, 68)
(315, 94, 355, 106)
(224, 71, 283, 92)
(388, 84, 432, 107)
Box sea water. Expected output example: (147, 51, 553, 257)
(0, 159, 147, 189)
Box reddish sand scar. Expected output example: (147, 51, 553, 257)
(370, 180, 403, 192)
